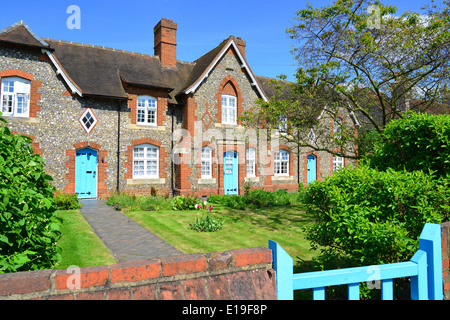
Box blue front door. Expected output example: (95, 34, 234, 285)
(307, 155, 316, 184)
(224, 151, 238, 195)
(75, 148, 98, 198)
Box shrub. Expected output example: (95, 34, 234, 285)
(171, 195, 201, 211)
(369, 112, 450, 177)
(106, 192, 171, 212)
(0, 119, 61, 273)
(189, 214, 224, 232)
(304, 165, 449, 268)
(208, 189, 293, 210)
(54, 193, 81, 210)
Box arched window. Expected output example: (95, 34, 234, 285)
(133, 144, 159, 178)
(137, 95, 157, 125)
(221, 94, 236, 125)
(246, 148, 256, 177)
(201, 146, 212, 178)
(274, 150, 289, 176)
(1, 77, 31, 117)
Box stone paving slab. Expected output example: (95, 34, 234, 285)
(79, 200, 182, 263)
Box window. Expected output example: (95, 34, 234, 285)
(222, 94, 236, 125)
(201, 147, 212, 178)
(274, 150, 289, 176)
(277, 115, 287, 134)
(133, 144, 159, 178)
(1, 77, 30, 117)
(333, 117, 342, 137)
(79, 108, 98, 134)
(246, 148, 256, 176)
(137, 96, 157, 125)
(333, 155, 344, 172)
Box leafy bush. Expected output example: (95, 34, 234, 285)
(189, 214, 224, 232)
(208, 189, 293, 210)
(0, 119, 61, 273)
(304, 165, 449, 268)
(171, 195, 201, 211)
(369, 112, 450, 177)
(106, 192, 171, 212)
(54, 193, 81, 210)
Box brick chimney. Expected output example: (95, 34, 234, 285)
(154, 19, 177, 68)
(235, 37, 246, 58)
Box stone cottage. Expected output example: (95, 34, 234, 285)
(0, 19, 355, 199)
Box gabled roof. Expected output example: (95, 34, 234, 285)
(181, 36, 268, 101)
(0, 21, 274, 104)
(0, 20, 51, 50)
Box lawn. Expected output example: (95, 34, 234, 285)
(53, 210, 117, 269)
(122, 203, 317, 262)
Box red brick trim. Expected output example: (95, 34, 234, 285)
(215, 76, 244, 125)
(10, 131, 43, 155)
(126, 87, 167, 126)
(273, 144, 295, 177)
(124, 138, 167, 180)
(65, 142, 108, 197)
(0, 70, 41, 118)
(303, 150, 321, 187)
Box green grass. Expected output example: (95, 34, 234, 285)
(53, 210, 117, 269)
(123, 203, 317, 262)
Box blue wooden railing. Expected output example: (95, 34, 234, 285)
(269, 223, 443, 300)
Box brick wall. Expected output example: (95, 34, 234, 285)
(441, 222, 450, 300)
(0, 247, 276, 300)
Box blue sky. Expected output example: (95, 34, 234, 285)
(1, 0, 439, 81)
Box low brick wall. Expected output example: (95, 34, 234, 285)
(441, 222, 450, 300)
(0, 247, 276, 300)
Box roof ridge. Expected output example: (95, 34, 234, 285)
(43, 37, 195, 65)
(0, 20, 49, 48)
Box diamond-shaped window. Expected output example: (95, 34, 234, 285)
(79, 108, 98, 134)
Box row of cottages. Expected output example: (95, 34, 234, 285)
(0, 19, 355, 199)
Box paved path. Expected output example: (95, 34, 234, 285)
(79, 200, 182, 263)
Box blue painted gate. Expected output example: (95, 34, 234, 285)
(307, 155, 316, 184)
(224, 151, 238, 195)
(269, 223, 443, 300)
(75, 148, 98, 199)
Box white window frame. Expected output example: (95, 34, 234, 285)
(274, 150, 289, 176)
(333, 155, 344, 172)
(221, 94, 237, 125)
(133, 144, 159, 179)
(201, 146, 212, 178)
(246, 148, 256, 177)
(1, 77, 31, 118)
(137, 95, 157, 126)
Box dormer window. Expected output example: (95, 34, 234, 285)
(1, 77, 30, 117)
(137, 96, 157, 126)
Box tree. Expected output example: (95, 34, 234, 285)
(242, 0, 450, 159)
(0, 115, 61, 273)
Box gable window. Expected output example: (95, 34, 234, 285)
(333, 117, 342, 137)
(246, 148, 256, 176)
(222, 94, 236, 125)
(274, 150, 289, 176)
(1, 77, 30, 117)
(201, 147, 212, 178)
(133, 144, 159, 178)
(333, 155, 344, 172)
(79, 108, 98, 134)
(137, 96, 157, 126)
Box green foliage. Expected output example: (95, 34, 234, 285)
(106, 192, 172, 212)
(0, 119, 61, 273)
(53, 193, 81, 210)
(304, 165, 449, 270)
(208, 189, 295, 210)
(171, 195, 202, 211)
(370, 112, 450, 177)
(189, 214, 224, 232)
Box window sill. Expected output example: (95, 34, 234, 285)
(128, 124, 166, 131)
(244, 176, 259, 182)
(126, 178, 166, 185)
(271, 175, 294, 182)
(4, 116, 40, 124)
(198, 178, 216, 185)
